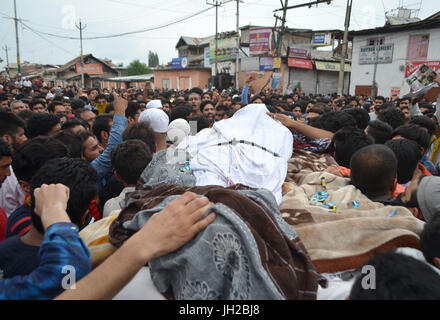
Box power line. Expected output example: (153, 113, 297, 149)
(14, 6, 215, 41)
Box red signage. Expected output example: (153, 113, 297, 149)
(405, 60, 440, 77)
(75, 63, 103, 75)
(287, 58, 313, 70)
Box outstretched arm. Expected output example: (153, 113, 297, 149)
(55, 192, 216, 300)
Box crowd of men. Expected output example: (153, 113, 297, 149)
(0, 72, 440, 300)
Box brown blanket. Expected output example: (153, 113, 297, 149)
(109, 184, 323, 300)
(281, 171, 425, 274)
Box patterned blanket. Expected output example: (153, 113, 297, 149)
(108, 184, 323, 300)
(280, 171, 425, 273)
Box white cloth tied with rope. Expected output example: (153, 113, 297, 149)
(179, 104, 293, 204)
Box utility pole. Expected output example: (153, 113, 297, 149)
(371, 40, 380, 99)
(276, 0, 289, 56)
(337, 0, 352, 96)
(235, 0, 240, 90)
(75, 19, 86, 89)
(215, 1, 219, 77)
(3, 45, 10, 78)
(13, 0, 21, 77)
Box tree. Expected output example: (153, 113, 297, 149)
(126, 60, 150, 76)
(148, 51, 159, 68)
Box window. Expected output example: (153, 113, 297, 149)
(367, 37, 385, 46)
(407, 34, 430, 60)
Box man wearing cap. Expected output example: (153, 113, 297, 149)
(146, 100, 163, 110)
(139, 108, 169, 152)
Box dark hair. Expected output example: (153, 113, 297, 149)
(0, 110, 26, 137)
(421, 215, 440, 266)
(392, 124, 430, 153)
(71, 98, 85, 110)
(29, 98, 46, 110)
(105, 103, 114, 114)
(125, 101, 141, 120)
(95, 94, 107, 102)
(200, 100, 215, 113)
(111, 140, 152, 185)
(92, 114, 113, 143)
(30, 157, 98, 233)
(332, 127, 374, 168)
(375, 96, 385, 103)
(0, 139, 12, 157)
(343, 108, 370, 130)
(26, 113, 60, 138)
(169, 105, 192, 122)
(61, 117, 89, 132)
(122, 122, 156, 154)
(52, 131, 83, 158)
(215, 105, 228, 112)
(366, 120, 393, 144)
(188, 87, 203, 97)
(12, 136, 69, 182)
(385, 138, 423, 184)
(350, 144, 397, 198)
(47, 100, 64, 113)
(377, 107, 407, 129)
(17, 109, 34, 122)
(315, 111, 357, 133)
(349, 252, 440, 300)
(250, 95, 263, 103)
(410, 116, 436, 136)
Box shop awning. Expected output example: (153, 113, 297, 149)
(315, 61, 351, 72)
(287, 58, 313, 69)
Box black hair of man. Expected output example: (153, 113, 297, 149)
(200, 100, 215, 113)
(392, 124, 430, 153)
(26, 113, 60, 139)
(375, 96, 385, 103)
(61, 117, 89, 132)
(47, 100, 64, 113)
(421, 214, 440, 267)
(92, 114, 113, 144)
(349, 252, 440, 300)
(105, 104, 115, 114)
(0, 139, 12, 158)
(332, 127, 374, 168)
(30, 157, 98, 233)
(12, 136, 69, 183)
(29, 98, 46, 110)
(410, 115, 436, 136)
(188, 115, 210, 133)
(317, 111, 356, 133)
(122, 122, 156, 155)
(343, 108, 370, 130)
(0, 110, 26, 137)
(95, 93, 108, 102)
(110, 139, 152, 185)
(16, 109, 33, 122)
(350, 144, 397, 199)
(188, 87, 203, 97)
(215, 105, 228, 113)
(377, 107, 407, 129)
(366, 120, 393, 144)
(385, 138, 423, 184)
(52, 131, 83, 158)
(250, 95, 263, 104)
(169, 105, 192, 122)
(125, 101, 141, 120)
(71, 98, 85, 110)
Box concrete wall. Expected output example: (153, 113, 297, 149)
(350, 27, 440, 98)
(154, 69, 211, 90)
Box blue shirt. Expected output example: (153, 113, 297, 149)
(0, 222, 91, 300)
(91, 114, 127, 191)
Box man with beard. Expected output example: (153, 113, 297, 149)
(187, 88, 203, 117)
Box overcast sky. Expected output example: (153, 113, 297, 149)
(0, 0, 437, 69)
